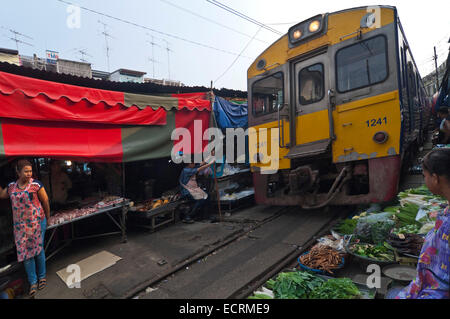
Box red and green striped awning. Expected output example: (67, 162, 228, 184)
(0, 71, 211, 162)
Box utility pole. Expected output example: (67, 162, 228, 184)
(433, 46, 440, 91)
(98, 21, 113, 72)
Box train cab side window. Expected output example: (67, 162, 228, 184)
(252, 72, 284, 116)
(298, 63, 324, 105)
(336, 35, 388, 93)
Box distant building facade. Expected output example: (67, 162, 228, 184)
(423, 59, 447, 97)
(57, 59, 92, 78)
(19, 53, 92, 78)
(109, 69, 146, 83)
(1, 48, 185, 86)
(92, 69, 110, 81)
(144, 77, 185, 87)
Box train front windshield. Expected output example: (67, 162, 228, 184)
(251, 72, 284, 116)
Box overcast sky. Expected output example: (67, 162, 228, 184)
(0, 0, 448, 91)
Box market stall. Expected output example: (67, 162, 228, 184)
(247, 184, 447, 299)
(209, 96, 253, 213)
(45, 196, 129, 260)
(0, 69, 212, 259)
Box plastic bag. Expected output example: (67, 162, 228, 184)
(355, 212, 395, 244)
(317, 236, 344, 252)
(418, 221, 435, 234)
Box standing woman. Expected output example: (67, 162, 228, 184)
(396, 149, 450, 299)
(0, 159, 51, 297)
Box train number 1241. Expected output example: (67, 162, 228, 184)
(366, 117, 387, 127)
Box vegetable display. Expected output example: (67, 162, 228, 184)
(267, 271, 324, 299)
(354, 213, 395, 244)
(391, 203, 420, 227)
(387, 233, 424, 256)
(299, 245, 343, 274)
(398, 185, 433, 197)
(334, 219, 358, 235)
(349, 242, 395, 261)
(309, 278, 361, 299)
(392, 224, 420, 235)
(249, 271, 367, 299)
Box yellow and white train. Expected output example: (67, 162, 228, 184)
(247, 6, 431, 208)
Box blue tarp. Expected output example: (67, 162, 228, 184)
(213, 96, 248, 129)
(213, 96, 249, 165)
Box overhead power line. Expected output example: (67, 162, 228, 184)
(214, 27, 262, 85)
(159, 0, 269, 44)
(55, 0, 253, 59)
(206, 0, 283, 35)
(264, 21, 299, 26)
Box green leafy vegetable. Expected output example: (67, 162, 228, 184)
(309, 278, 361, 299)
(334, 219, 358, 235)
(271, 271, 324, 299)
(247, 294, 273, 299)
(350, 242, 395, 261)
(265, 279, 276, 290)
(393, 224, 420, 235)
(393, 203, 420, 227)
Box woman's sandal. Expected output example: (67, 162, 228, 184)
(38, 278, 47, 290)
(29, 283, 38, 297)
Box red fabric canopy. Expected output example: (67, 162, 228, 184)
(1, 118, 123, 162)
(0, 90, 167, 126)
(0, 70, 213, 161)
(0, 71, 211, 126)
(0, 71, 124, 104)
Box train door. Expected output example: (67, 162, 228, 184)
(330, 34, 401, 163)
(286, 52, 331, 160)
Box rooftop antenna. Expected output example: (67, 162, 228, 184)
(146, 34, 161, 78)
(71, 47, 93, 63)
(162, 39, 173, 80)
(1, 27, 33, 51)
(78, 48, 93, 63)
(98, 20, 114, 72)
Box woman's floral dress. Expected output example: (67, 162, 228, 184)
(396, 206, 450, 299)
(8, 179, 45, 262)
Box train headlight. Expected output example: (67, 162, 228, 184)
(293, 30, 302, 39)
(309, 20, 320, 32)
(288, 14, 326, 46)
(373, 131, 389, 144)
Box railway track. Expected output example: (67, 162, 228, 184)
(130, 205, 347, 299)
(123, 205, 288, 299)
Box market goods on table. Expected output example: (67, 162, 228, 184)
(308, 278, 361, 299)
(135, 194, 180, 212)
(387, 233, 424, 257)
(333, 219, 358, 235)
(347, 241, 395, 262)
(265, 270, 323, 299)
(248, 270, 367, 299)
(48, 196, 126, 227)
(392, 224, 420, 235)
(298, 244, 344, 274)
(354, 212, 395, 244)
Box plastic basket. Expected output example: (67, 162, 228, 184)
(345, 241, 397, 271)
